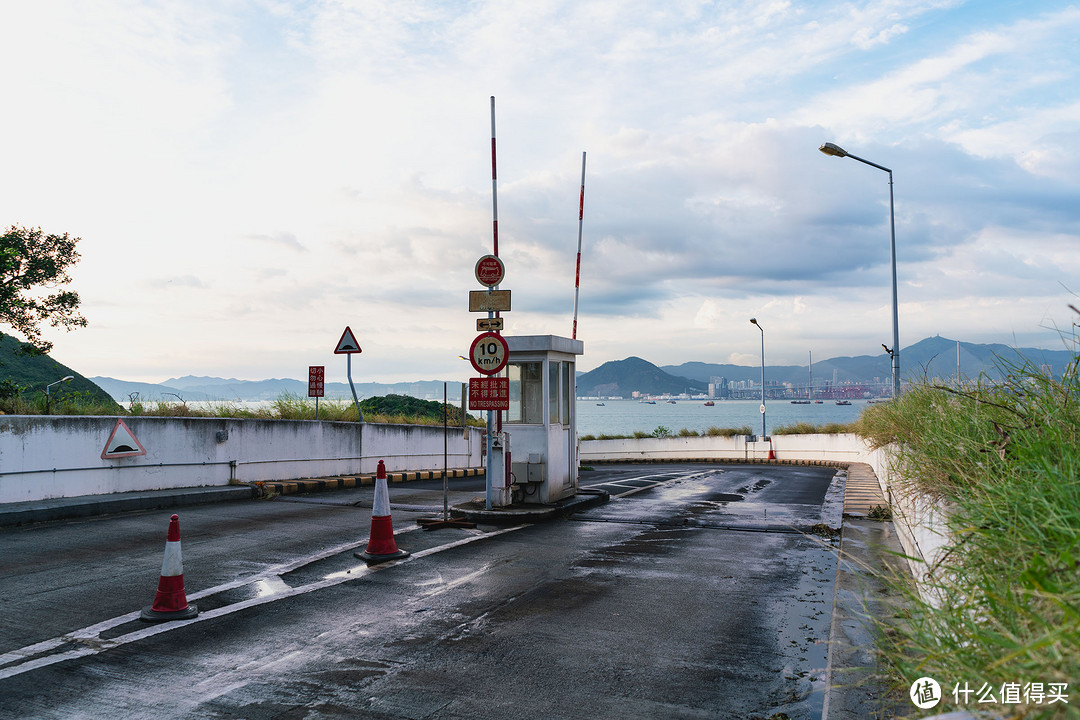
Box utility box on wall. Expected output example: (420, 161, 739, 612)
(501, 335, 583, 504)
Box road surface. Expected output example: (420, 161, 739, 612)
(0, 463, 843, 720)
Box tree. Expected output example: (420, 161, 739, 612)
(0, 225, 87, 354)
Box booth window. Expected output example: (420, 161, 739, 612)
(561, 361, 572, 426)
(549, 361, 561, 424)
(506, 362, 542, 424)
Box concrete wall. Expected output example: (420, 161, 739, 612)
(862, 444, 952, 601)
(579, 432, 870, 464)
(0, 415, 484, 504)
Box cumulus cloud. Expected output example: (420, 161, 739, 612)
(3, 0, 1077, 380)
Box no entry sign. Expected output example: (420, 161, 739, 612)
(469, 377, 509, 410)
(474, 254, 505, 287)
(469, 332, 508, 375)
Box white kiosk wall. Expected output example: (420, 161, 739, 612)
(502, 335, 583, 504)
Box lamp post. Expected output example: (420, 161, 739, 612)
(819, 141, 900, 398)
(45, 375, 74, 415)
(750, 318, 765, 438)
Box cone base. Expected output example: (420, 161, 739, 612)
(140, 604, 198, 623)
(355, 549, 410, 565)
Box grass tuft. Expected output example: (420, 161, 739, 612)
(858, 342, 1080, 719)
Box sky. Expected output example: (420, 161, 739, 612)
(2, 0, 1078, 384)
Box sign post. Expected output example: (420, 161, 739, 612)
(334, 327, 364, 422)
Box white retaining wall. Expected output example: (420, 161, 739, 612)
(0, 415, 484, 504)
(580, 432, 871, 464)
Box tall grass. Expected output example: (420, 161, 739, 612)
(3, 389, 486, 427)
(772, 421, 855, 435)
(856, 351, 1080, 719)
(577, 425, 754, 441)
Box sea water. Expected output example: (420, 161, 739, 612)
(574, 398, 870, 437)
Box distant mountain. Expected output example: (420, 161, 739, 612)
(88, 336, 1076, 405)
(0, 334, 118, 407)
(664, 336, 1076, 387)
(576, 356, 706, 397)
(92, 376, 465, 403)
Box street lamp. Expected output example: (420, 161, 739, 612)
(750, 318, 765, 438)
(45, 375, 74, 415)
(819, 141, 900, 398)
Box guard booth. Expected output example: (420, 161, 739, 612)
(501, 335, 583, 504)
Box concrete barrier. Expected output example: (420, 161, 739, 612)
(579, 432, 871, 464)
(0, 415, 484, 504)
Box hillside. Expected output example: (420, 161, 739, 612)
(93, 376, 460, 403)
(576, 356, 705, 397)
(0, 334, 118, 407)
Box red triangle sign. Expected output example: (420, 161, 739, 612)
(334, 326, 362, 354)
(102, 418, 147, 459)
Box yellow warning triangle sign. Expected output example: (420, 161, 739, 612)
(334, 326, 362, 354)
(101, 418, 147, 459)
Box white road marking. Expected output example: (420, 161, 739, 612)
(582, 470, 712, 498)
(0, 524, 527, 680)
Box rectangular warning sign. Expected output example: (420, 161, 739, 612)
(308, 366, 325, 398)
(469, 290, 511, 313)
(469, 377, 510, 411)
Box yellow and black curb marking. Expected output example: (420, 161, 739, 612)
(586, 457, 849, 468)
(251, 467, 485, 498)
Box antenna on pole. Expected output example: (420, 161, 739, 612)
(572, 151, 587, 339)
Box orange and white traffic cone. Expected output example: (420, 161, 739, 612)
(356, 460, 410, 564)
(768, 440, 776, 460)
(140, 514, 199, 622)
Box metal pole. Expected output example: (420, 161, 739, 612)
(347, 354, 364, 422)
(572, 151, 587, 339)
(443, 382, 449, 521)
(887, 169, 900, 398)
(486, 96, 497, 510)
(819, 143, 900, 398)
(759, 326, 766, 438)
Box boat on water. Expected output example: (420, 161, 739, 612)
(640, 400, 656, 404)
(790, 400, 810, 404)
(704, 401, 715, 406)
(596, 402, 605, 406)
(667, 400, 677, 404)
(836, 400, 852, 406)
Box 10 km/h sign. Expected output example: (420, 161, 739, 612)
(469, 332, 508, 375)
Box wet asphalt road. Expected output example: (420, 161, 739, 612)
(0, 463, 843, 720)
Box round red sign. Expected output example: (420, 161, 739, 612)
(474, 254, 505, 287)
(469, 332, 509, 375)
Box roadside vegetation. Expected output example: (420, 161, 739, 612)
(0, 389, 486, 428)
(855, 344, 1080, 718)
(579, 425, 755, 441)
(578, 421, 853, 441)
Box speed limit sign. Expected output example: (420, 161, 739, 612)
(469, 332, 509, 375)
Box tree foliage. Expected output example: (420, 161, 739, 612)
(0, 225, 87, 353)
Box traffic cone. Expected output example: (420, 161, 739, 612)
(140, 514, 199, 622)
(356, 460, 410, 564)
(768, 438, 776, 460)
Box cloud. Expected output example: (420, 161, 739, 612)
(6, 0, 1078, 381)
(246, 232, 308, 252)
